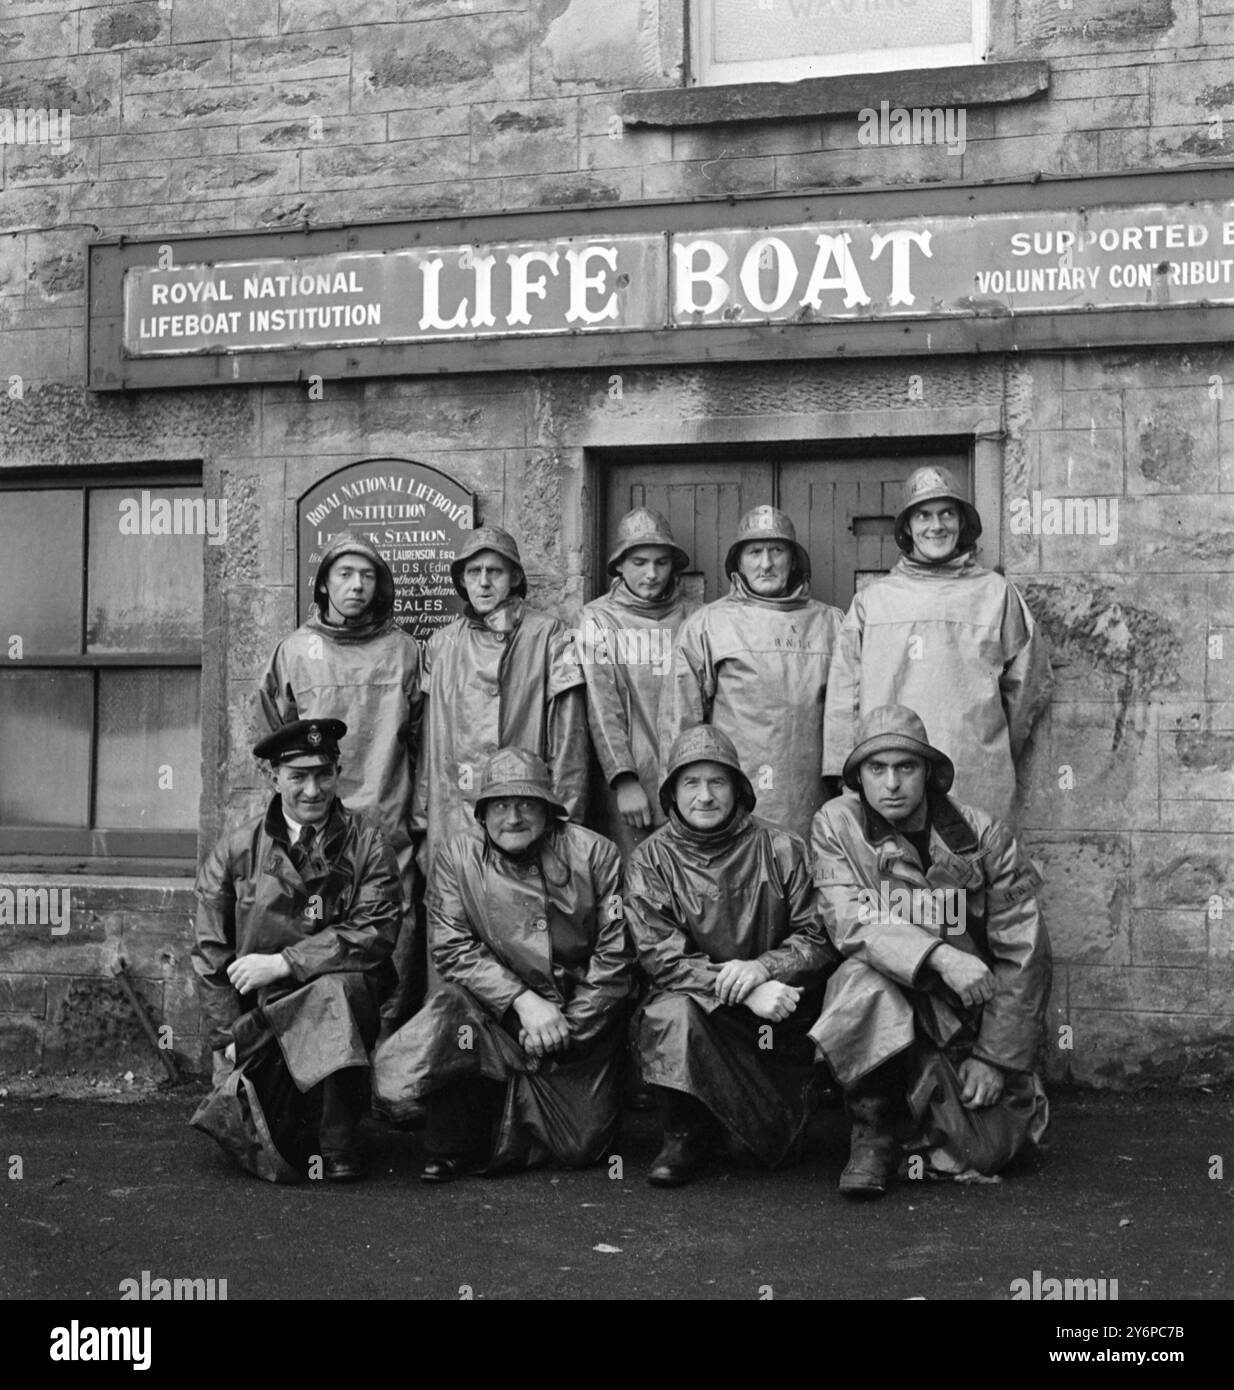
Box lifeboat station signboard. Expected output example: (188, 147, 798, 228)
(88, 173, 1234, 389)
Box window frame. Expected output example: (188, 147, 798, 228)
(0, 464, 204, 866)
(689, 0, 989, 85)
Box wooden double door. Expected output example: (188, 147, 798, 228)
(603, 451, 972, 611)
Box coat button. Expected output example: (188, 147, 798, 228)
(532, 916, 548, 932)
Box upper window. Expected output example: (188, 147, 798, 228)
(0, 473, 204, 865)
(691, 0, 988, 84)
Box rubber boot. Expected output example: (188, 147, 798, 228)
(647, 1089, 715, 1188)
(839, 1080, 900, 1199)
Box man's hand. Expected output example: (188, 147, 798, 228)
(743, 980, 801, 1023)
(614, 774, 653, 829)
(226, 953, 293, 994)
(931, 945, 995, 1008)
(715, 958, 770, 1006)
(224, 1043, 237, 1064)
(957, 1057, 1004, 1109)
(513, 990, 570, 1058)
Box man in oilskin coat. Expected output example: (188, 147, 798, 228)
(411, 526, 588, 875)
(373, 747, 632, 1182)
(191, 719, 400, 1183)
(822, 466, 1052, 823)
(811, 704, 1051, 1199)
(627, 724, 841, 1188)
(260, 532, 424, 1028)
(580, 507, 698, 862)
(661, 505, 842, 843)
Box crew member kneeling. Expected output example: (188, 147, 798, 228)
(191, 719, 400, 1183)
(373, 748, 633, 1182)
(811, 705, 1051, 1199)
(628, 725, 840, 1188)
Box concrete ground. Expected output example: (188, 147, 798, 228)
(1, 1079, 1230, 1304)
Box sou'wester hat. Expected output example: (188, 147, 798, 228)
(473, 747, 568, 821)
(893, 465, 982, 556)
(607, 507, 690, 576)
(450, 525, 527, 600)
(841, 704, 955, 793)
(659, 724, 756, 817)
(723, 504, 811, 581)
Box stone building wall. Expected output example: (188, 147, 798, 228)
(0, 1, 1231, 1083)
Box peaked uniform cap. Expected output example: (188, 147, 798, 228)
(450, 525, 527, 600)
(254, 718, 347, 765)
(724, 504, 811, 580)
(659, 723, 756, 816)
(607, 507, 690, 575)
(473, 746, 568, 820)
(893, 465, 983, 555)
(842, 703, 955, 793)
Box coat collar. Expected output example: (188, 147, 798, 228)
(893, 550, 985, 581)
(664, 806, 754, 863)
(482, 821, 573, 888)
(860, 789, 981, 887)
(727, 572, 812, 611)
(607, 574, 685, 618)
(263, 795, 348, 861)
(465, 596, 524, 633)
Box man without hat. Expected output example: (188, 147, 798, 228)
(627, 725, 841, 1187)
(374, 748, 633, 1181)
(260, 532, 425, 1029)
(411, 525, 589, 874)
(661, 505, 843, 842)
(811, 705, 1051, 1198)
(581, 507, 699, 860)
(823, 465, 1052, 822)
(191, 720, 401, 1182)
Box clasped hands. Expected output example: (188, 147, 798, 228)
(714, 959, 800, 1023)
(513, 989, 572, 1059)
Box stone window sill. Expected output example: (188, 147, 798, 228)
(621, 60, 1049, 129)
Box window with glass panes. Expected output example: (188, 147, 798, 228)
(691, 0, 987, 84)
(0, 474, 203, 861)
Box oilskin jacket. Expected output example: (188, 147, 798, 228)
(822, 552, 1053, 821)
(260, 536, 423, 859)
(809, 788, 1051, 1088)
(580, 577, 698, 858)
(192, 796, 400, 1046)
(661, 575, 843, 842)
(371, 823, 633, 1164)
(410, 598, 589, 863)
(627, 809, 840, 1165)
(628, 810, 838, 1006)
(428, 821, 630, 1042)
